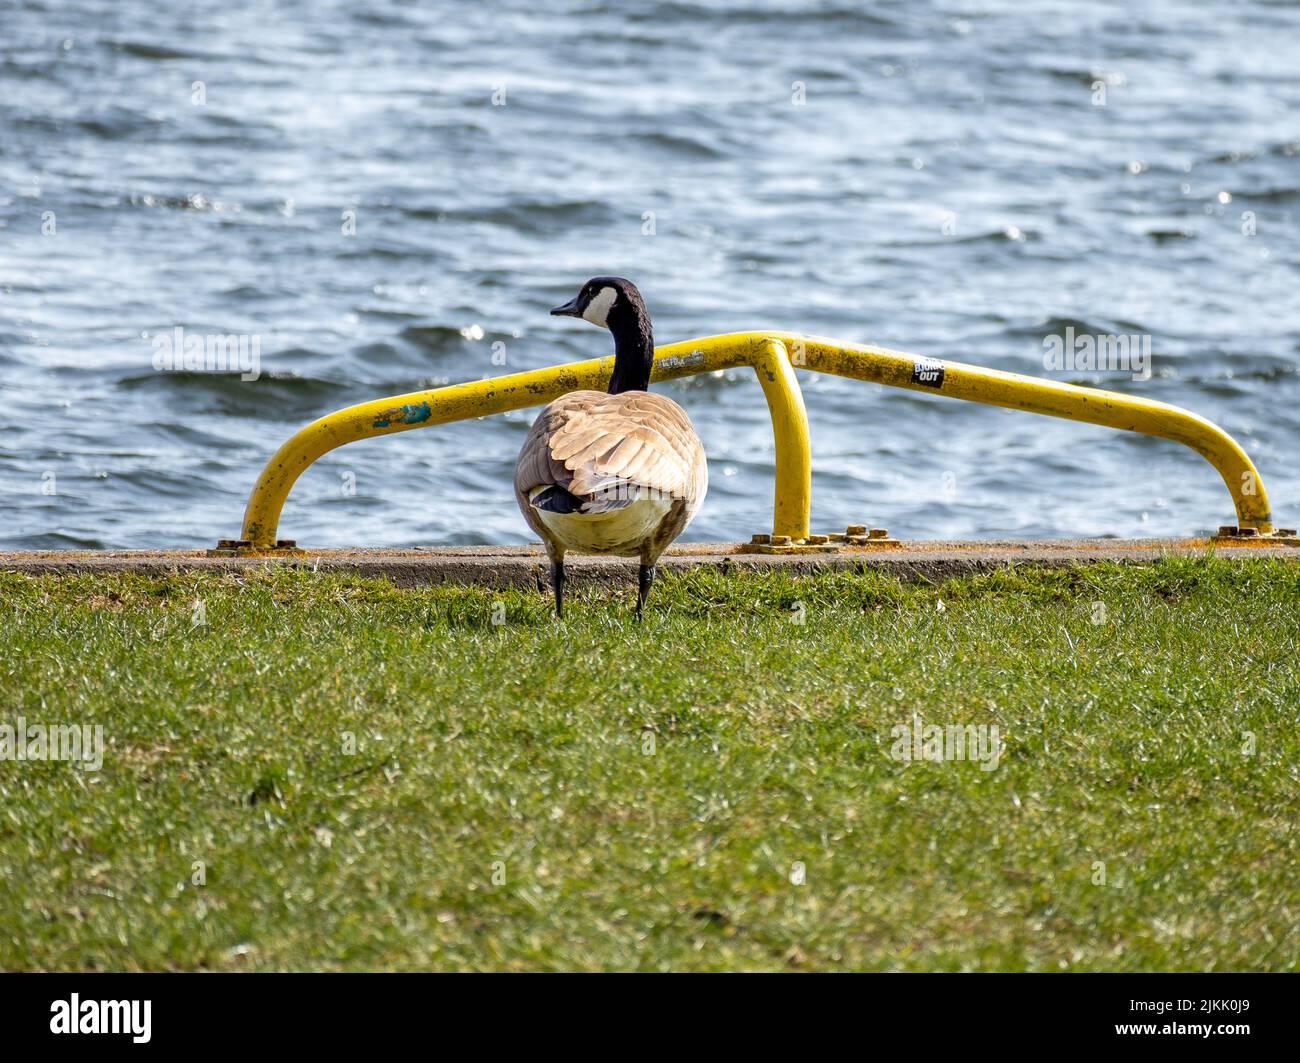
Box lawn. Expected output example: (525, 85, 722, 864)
(0, 556, 1297, 971)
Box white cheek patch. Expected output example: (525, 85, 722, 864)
(582, 286, 618, 327)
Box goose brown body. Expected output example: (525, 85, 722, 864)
(514, 388, 708, 561)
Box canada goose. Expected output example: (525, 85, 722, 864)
(515, 277, 707, 617)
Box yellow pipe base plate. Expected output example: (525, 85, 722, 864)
(208, 539, 308, 558)
(738, 525, 899, 554)
(1211, 526, 1300, 547)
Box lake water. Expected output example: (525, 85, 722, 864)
(3, 0, 1298, 549)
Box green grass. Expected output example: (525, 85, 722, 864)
(1, 556, 1297, 971)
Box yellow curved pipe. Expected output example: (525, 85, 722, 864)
(751, 339, 812, 540)
(240, 333, 811, 546)
(773, 332, 1273, 533)
(237, 330, 1275, 547)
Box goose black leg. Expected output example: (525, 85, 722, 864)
(636, 563, 656, 619)
(551, 558, 566, 618)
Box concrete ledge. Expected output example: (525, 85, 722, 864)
(1, 539, 1295, 588)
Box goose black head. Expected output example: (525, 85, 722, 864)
(551, 276, 654, 394)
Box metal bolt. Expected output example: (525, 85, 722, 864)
(807, 534, 828, 544)
(771, 535, 792, 545)
(1217, 526, 1238, 536)
(751, 533, 770, 544)
(846, 524, 866, 536)
(868, 528, 889, 539)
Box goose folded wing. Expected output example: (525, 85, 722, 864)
(518, 392, 699, 513)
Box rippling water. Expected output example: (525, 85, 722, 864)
(2, 0, 1298, 549)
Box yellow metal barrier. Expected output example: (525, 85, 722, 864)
(221, 331, 1288, 552)
(778, 332, 1277, 536)
(229, 335, 806, 550)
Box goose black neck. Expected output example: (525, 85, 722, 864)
(606, 301, 654, 395)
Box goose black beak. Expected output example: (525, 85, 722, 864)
(550, 296, 582, 317)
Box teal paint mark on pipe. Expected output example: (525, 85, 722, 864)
(372, 401, 431, 429)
